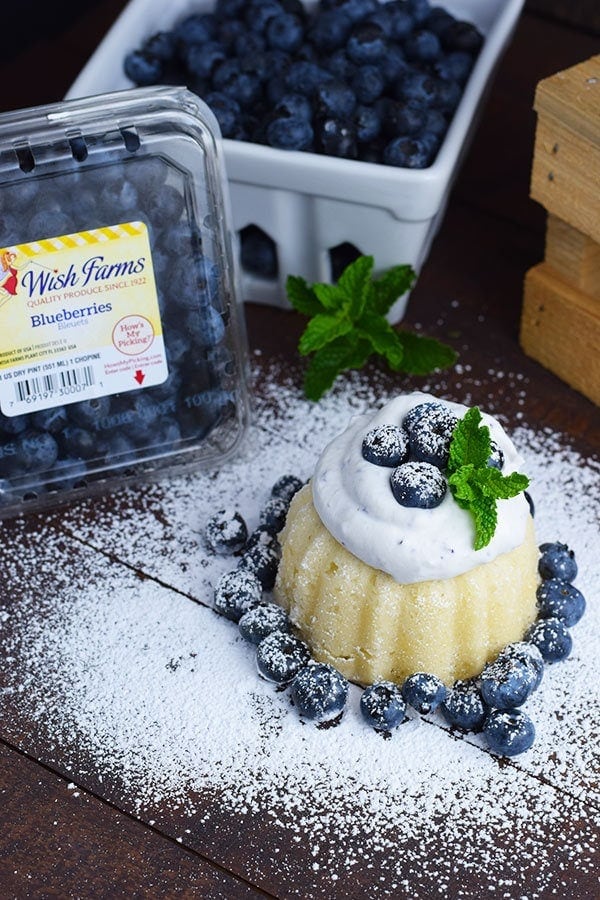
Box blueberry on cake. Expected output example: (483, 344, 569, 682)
(274, 392, 538, 686)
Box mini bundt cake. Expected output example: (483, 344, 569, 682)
(274, 393, 538, 686)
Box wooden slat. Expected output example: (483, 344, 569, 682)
(521, 262, 600, 405)
(545, 214, 600, 299)
(533, 55, 600, 147)
(530, 114, 600, 244)
(0, 743, 267, 899)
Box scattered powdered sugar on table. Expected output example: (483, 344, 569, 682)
(0, 362, 598, 898)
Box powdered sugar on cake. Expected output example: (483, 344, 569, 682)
(312, 392, 530, 583)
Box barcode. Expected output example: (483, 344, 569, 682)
(14, 365, 95, 402)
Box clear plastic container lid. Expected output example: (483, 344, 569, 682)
(0, 85, 250, 517)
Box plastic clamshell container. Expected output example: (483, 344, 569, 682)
(0, 86, 250, 518)
(67, 0, 525, 323)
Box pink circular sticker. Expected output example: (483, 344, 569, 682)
(112, 315, 155, 356)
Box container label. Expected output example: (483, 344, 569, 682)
(0, 221, 167, 416)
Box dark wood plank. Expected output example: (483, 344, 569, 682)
(0, 743, 269, 899)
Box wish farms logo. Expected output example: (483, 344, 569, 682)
(1, 250, 148, 328)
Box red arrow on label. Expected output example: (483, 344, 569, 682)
(134, 370, 145, 385)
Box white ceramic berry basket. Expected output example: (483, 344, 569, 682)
(67, 0, 525, 323)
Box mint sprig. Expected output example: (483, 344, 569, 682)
(447, 407, 530, 550)
(286, 255, 457, 401)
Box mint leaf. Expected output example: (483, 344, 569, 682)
(448, 407, 530, 550)
(286, 275, 323, 317)
(356, 310, 404, 368)
(371, 264, 416, 315)
(472, 495, 498, 551)
(298, 312, 353, 355)
(337, 254, 374, 319)
(303, 335, 371, 401)
(313, 281, 343, 311)
(448, 406, 490, 474)
(394, 331, 457, 376)
(285, 254, 457, 401)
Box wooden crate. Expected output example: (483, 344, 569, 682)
(521, 55, 600, 405)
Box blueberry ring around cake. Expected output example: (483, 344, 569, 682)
(273, 392, 539, 686)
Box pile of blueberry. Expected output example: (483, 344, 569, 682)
(124, 0, 483, 169)
(363, 399, 465, 508)
(0, 155, 241, 508)
(207, 475, 586, 757)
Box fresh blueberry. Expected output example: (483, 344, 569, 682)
(497, 641, 545, 692)
(382, 99, 427, 137)
(404, 29, 442, 63)
(423, 109, 448, 139)
(403, 400, 446, 433)
(360, 680, 406, 732)
(290, 662, 349, 722)
(274, 92, 313, 121)
(266, 116, 314, 150)
(213, 569, 263, 623)
(205, 509, 249, 555)
(124, 50, 164, 86)
(284, 60, 331, 95)
(538, 542, 578, 582)
(333, 0, 378, 24)
(238, 602, 291, 644)
(537, 578, 586, 627)
(174, 12, 217, 46)
(183, 41, 227, 80)
(325, 48, 357, 82)
(390, 461, 447, 509)
(260, 495, 289, 534)
(388, 6, 414, 40)
(483, 709, 536, 757)
(0, 413, 29, 436)
(426, 8, 456, 37)
(488, 440, 505, 470)
(355, 103, 382, 143)
(256, 630, 311, 684)
(245, 0, 282, 34)
(237, 527, 280, 589)
(401, 672, 447, 714)
(266, 12, 304, 52)
(143, 31, 178, 63)
(434, 50, 474, 85)
(380, 44, 409, 82)
(271, 473, 304, 505)
(524, 491, 535, 518)
(205, 91, 243, 138)
(396, 70, 439, 107)
(17, 430, 59, 472)
(406, 405, 458, 468)
(362, 423, 409, 467)
(315, 80, 357, 118)
(526, 617, 573, 663)
(69, 397, 112, 430)
(383, 135, 437, 168)
(408, 0, 432, 27)
(233, 31, 267, 58)
(31, 406, 69, 434)
(315, 116, 358, 158)
(480, 654, 537, 710)
(440, 20, 484, 55)
(440, 680, 487, 732)
(307, 9, 352, 50)
(346, 22, 387, 64)
(59, 425, 97, 460)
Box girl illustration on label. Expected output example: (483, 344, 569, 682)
(0, 250, 19, 297)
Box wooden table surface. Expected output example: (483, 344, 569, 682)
(0, 3, 599, 899)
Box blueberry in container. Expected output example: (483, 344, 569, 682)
(0, 86, 250, 517)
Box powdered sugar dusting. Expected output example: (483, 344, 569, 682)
(0, 359, 598, 897)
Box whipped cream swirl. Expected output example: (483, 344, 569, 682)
(312, 392, 530, 584)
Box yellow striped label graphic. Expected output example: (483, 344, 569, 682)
(5, 222, 147, 259)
